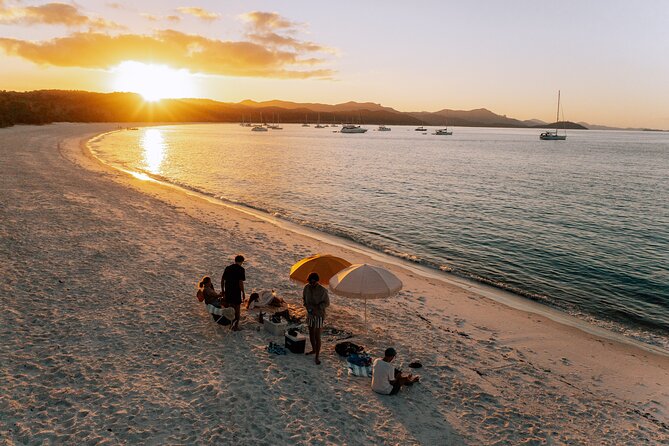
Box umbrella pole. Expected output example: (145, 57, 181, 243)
(364, 299, 367, 332)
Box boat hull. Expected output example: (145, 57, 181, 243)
(341, 128, 368, 133)
(539, 134, 566, 140)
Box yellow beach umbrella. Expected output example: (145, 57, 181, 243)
(290, 254, 352, 285)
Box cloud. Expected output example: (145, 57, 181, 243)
(0, 1, 122, 30)
(140, 13, 159, 22)
(241, 11, 336, 55)
(242, 11, 297, 31)
(0, 29, 335, 79)
(176, 7, 220, 22)
(141, 12, 181, 23)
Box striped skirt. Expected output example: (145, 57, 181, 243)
(306, 314, 324, 328)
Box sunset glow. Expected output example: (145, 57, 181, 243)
(141, 128, 166, 173)
(1, 1, 668, 127)
(112, 61, 197, 101)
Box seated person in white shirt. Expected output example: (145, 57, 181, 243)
(371, 347, 420, 395)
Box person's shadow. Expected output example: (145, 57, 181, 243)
(376, 377, 466, 445)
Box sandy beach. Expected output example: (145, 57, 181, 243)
(1, 123, 667, 445)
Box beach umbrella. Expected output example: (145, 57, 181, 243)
(290, 254, 352, 285)
(328, 263, 403, 325)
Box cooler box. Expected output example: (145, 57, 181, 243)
(285, 332, 306, 354)
(263, 316, 288, 336)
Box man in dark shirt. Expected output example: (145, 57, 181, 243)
(222, 255, 246, 331)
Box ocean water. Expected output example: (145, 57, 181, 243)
(90, 124, 669, 348)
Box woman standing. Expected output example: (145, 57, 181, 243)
(302, 272, 330, 365)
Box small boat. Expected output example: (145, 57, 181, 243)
(377, 125, 391, 131)
(415, 126, 427, 131)
(434, 128, 452, 135)
(340, 125, 368, 134)
(251, 125, 268, 132)
(540, 90, 567, 140)
(302, 114, 310, 127)
(315, 113, 326, 128)
(267, 114, 283, 129)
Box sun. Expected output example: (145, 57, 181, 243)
(112, 61, 198, 101)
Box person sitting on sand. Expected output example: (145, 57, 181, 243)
(246, 290, 285, 310)
(371, 347, 420, 395)
(302, 272, 329, 365)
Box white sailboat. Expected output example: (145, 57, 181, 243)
(252, 113, 269, 131)
(540, 90, 567, 140)
(315, 113, 326, 128)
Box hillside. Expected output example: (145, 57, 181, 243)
(410, 108, 529, 127)
(531, 121, 588, 130)
(0, 90, 590, 129)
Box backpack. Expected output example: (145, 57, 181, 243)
(196, 289, 205, 302)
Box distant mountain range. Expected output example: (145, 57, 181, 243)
(0, 89, 659, 130)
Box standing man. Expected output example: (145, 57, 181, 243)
(302, 272, 329, 365)
(222, 254, 246, 331)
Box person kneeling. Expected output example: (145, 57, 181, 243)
(371, 347, 419, 395)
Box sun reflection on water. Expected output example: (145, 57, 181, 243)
(141, 129, 165, 174)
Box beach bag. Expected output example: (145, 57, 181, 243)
(335, 341, 364, 357)
(196, 289, 205, 302)
(347, 353, 372, 367)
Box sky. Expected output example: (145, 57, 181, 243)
(1, 0, 668, 128)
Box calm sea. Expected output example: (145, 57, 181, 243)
(90, 124, 669, 349)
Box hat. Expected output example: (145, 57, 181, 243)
(385, 347, 397, 357)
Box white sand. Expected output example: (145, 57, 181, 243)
(1, 123, 667, 445)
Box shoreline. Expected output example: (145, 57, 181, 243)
(3, 123, 667, 444)
(88, 124, 668, 357)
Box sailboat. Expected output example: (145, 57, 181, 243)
(540, 90, 567, 140)
(252, 112, 268, 131)
(267, 114, 283, 129)
(315, 113, 326, 128)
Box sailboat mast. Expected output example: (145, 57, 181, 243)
(555, 90, 561, 132)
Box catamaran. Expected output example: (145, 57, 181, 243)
(540, 90, 567, 140)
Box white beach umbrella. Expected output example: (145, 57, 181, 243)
(328, 263, 403, 325)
